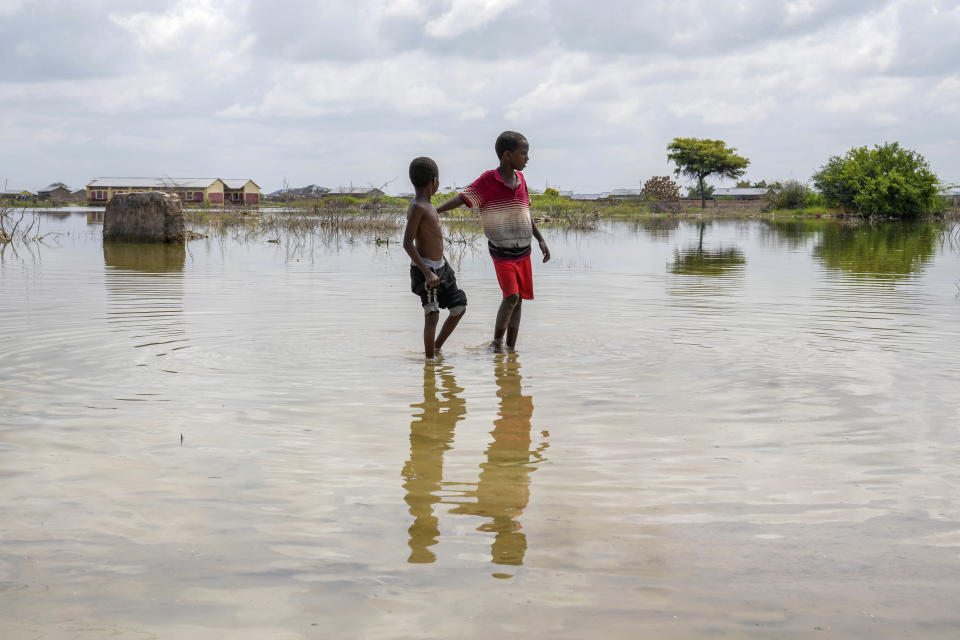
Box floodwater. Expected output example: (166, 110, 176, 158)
(2, 212, 960, 638)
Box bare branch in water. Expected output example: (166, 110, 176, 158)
(0, 205, 55, 245)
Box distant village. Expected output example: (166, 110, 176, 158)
(0, 177, 390, 207)
(5, 177, 959, 208)
(2, 176, 784, 207)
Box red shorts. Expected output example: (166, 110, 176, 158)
(492, 254, 533, 300)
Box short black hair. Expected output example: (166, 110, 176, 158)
(495, 131, 527, 158)
(409, 156, 438, 189)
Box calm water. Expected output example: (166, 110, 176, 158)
(2, 212, 960, 638)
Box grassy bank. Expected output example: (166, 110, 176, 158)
(219, 193, 960, 233)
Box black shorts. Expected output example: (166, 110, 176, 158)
(410, 262, 467, 313)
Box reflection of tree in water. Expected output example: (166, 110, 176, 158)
(633, 216, 680, 241)
(669, 222, 745, 276)
(450, 354, 547, 577)
(812, 221, 939, 278)
(759, 219, 822, 250)
(401, 363, 466, 564)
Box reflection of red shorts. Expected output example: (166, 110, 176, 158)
(492, 254, 533, 300)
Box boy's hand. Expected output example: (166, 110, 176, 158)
(426, 272, 441, 288)
(539, 240, 551, 263)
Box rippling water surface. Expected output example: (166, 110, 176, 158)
(2, 213, 960, 638)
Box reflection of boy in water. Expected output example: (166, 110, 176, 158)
(401, 363, 466, 563)
(452, 354, 545, 575)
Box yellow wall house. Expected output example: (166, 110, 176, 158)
(86, 178, 261, 207)
(1, 189, 35, 201)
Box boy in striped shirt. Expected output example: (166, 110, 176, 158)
(436, 131, 550, 352)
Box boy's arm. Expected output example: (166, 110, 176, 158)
(403, 204, 441, 287)
(435, 194, 465, 214)
(531, 220, 551, 263)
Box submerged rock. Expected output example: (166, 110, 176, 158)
(103, 192, 185, 243)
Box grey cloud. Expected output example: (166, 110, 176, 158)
(546, 0, 884, 57)
(245, 0, 554, 61)
(246, 0, 396, 61)
(0, 1, 157, 81)
(883, 1, 960, 76)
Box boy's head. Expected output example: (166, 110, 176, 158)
(409, 156, 439, 194)
(495, 131, 529, 171)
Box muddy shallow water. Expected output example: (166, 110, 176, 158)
(2, 213, 960, 638)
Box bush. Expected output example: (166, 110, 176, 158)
(685, 183, 715, 199)
(812, 142, 940, 216)
(641, 176, 680, 200)
(769, 180, 808, 210)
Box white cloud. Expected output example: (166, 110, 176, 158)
(785, 0, 817, 21)
(109, 0, 227, 53)
(670, 98, 778, 126)
(383, 0, 427, 18)
(0, 0, 24, 17)
(425, 0, 522, 38)
(217, 54, 476, 119)
(459, 107, 487, 120)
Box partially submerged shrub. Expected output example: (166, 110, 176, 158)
(812, 142, 941, 216)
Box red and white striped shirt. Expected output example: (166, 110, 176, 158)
(459, 169, 532, 258)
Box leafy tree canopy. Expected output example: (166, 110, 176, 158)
(667, 138, 749, 208)
(812, 142, 940, 217)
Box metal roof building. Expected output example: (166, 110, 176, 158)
(713, 187, 771, 198)
(86, 177, 260, 206)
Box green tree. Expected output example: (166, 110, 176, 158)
(812, 142, 940, 217)
(685, 183, 715, 199)
(667, 138, 750, 209)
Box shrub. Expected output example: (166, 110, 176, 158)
(685, 183, 715, 199)
(770, 180, 808, 210)
(812, 142, 940, 216)
(641, 176, 680, 200)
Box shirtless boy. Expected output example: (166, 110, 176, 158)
(435, 131, 550, 351)
(403, 156, 467, 358)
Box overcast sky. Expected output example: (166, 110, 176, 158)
(2, 0, 958, 194)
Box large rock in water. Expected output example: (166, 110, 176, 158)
(103, 192, 185, 243)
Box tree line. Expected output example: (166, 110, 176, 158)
(659, 137, 948, 216)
